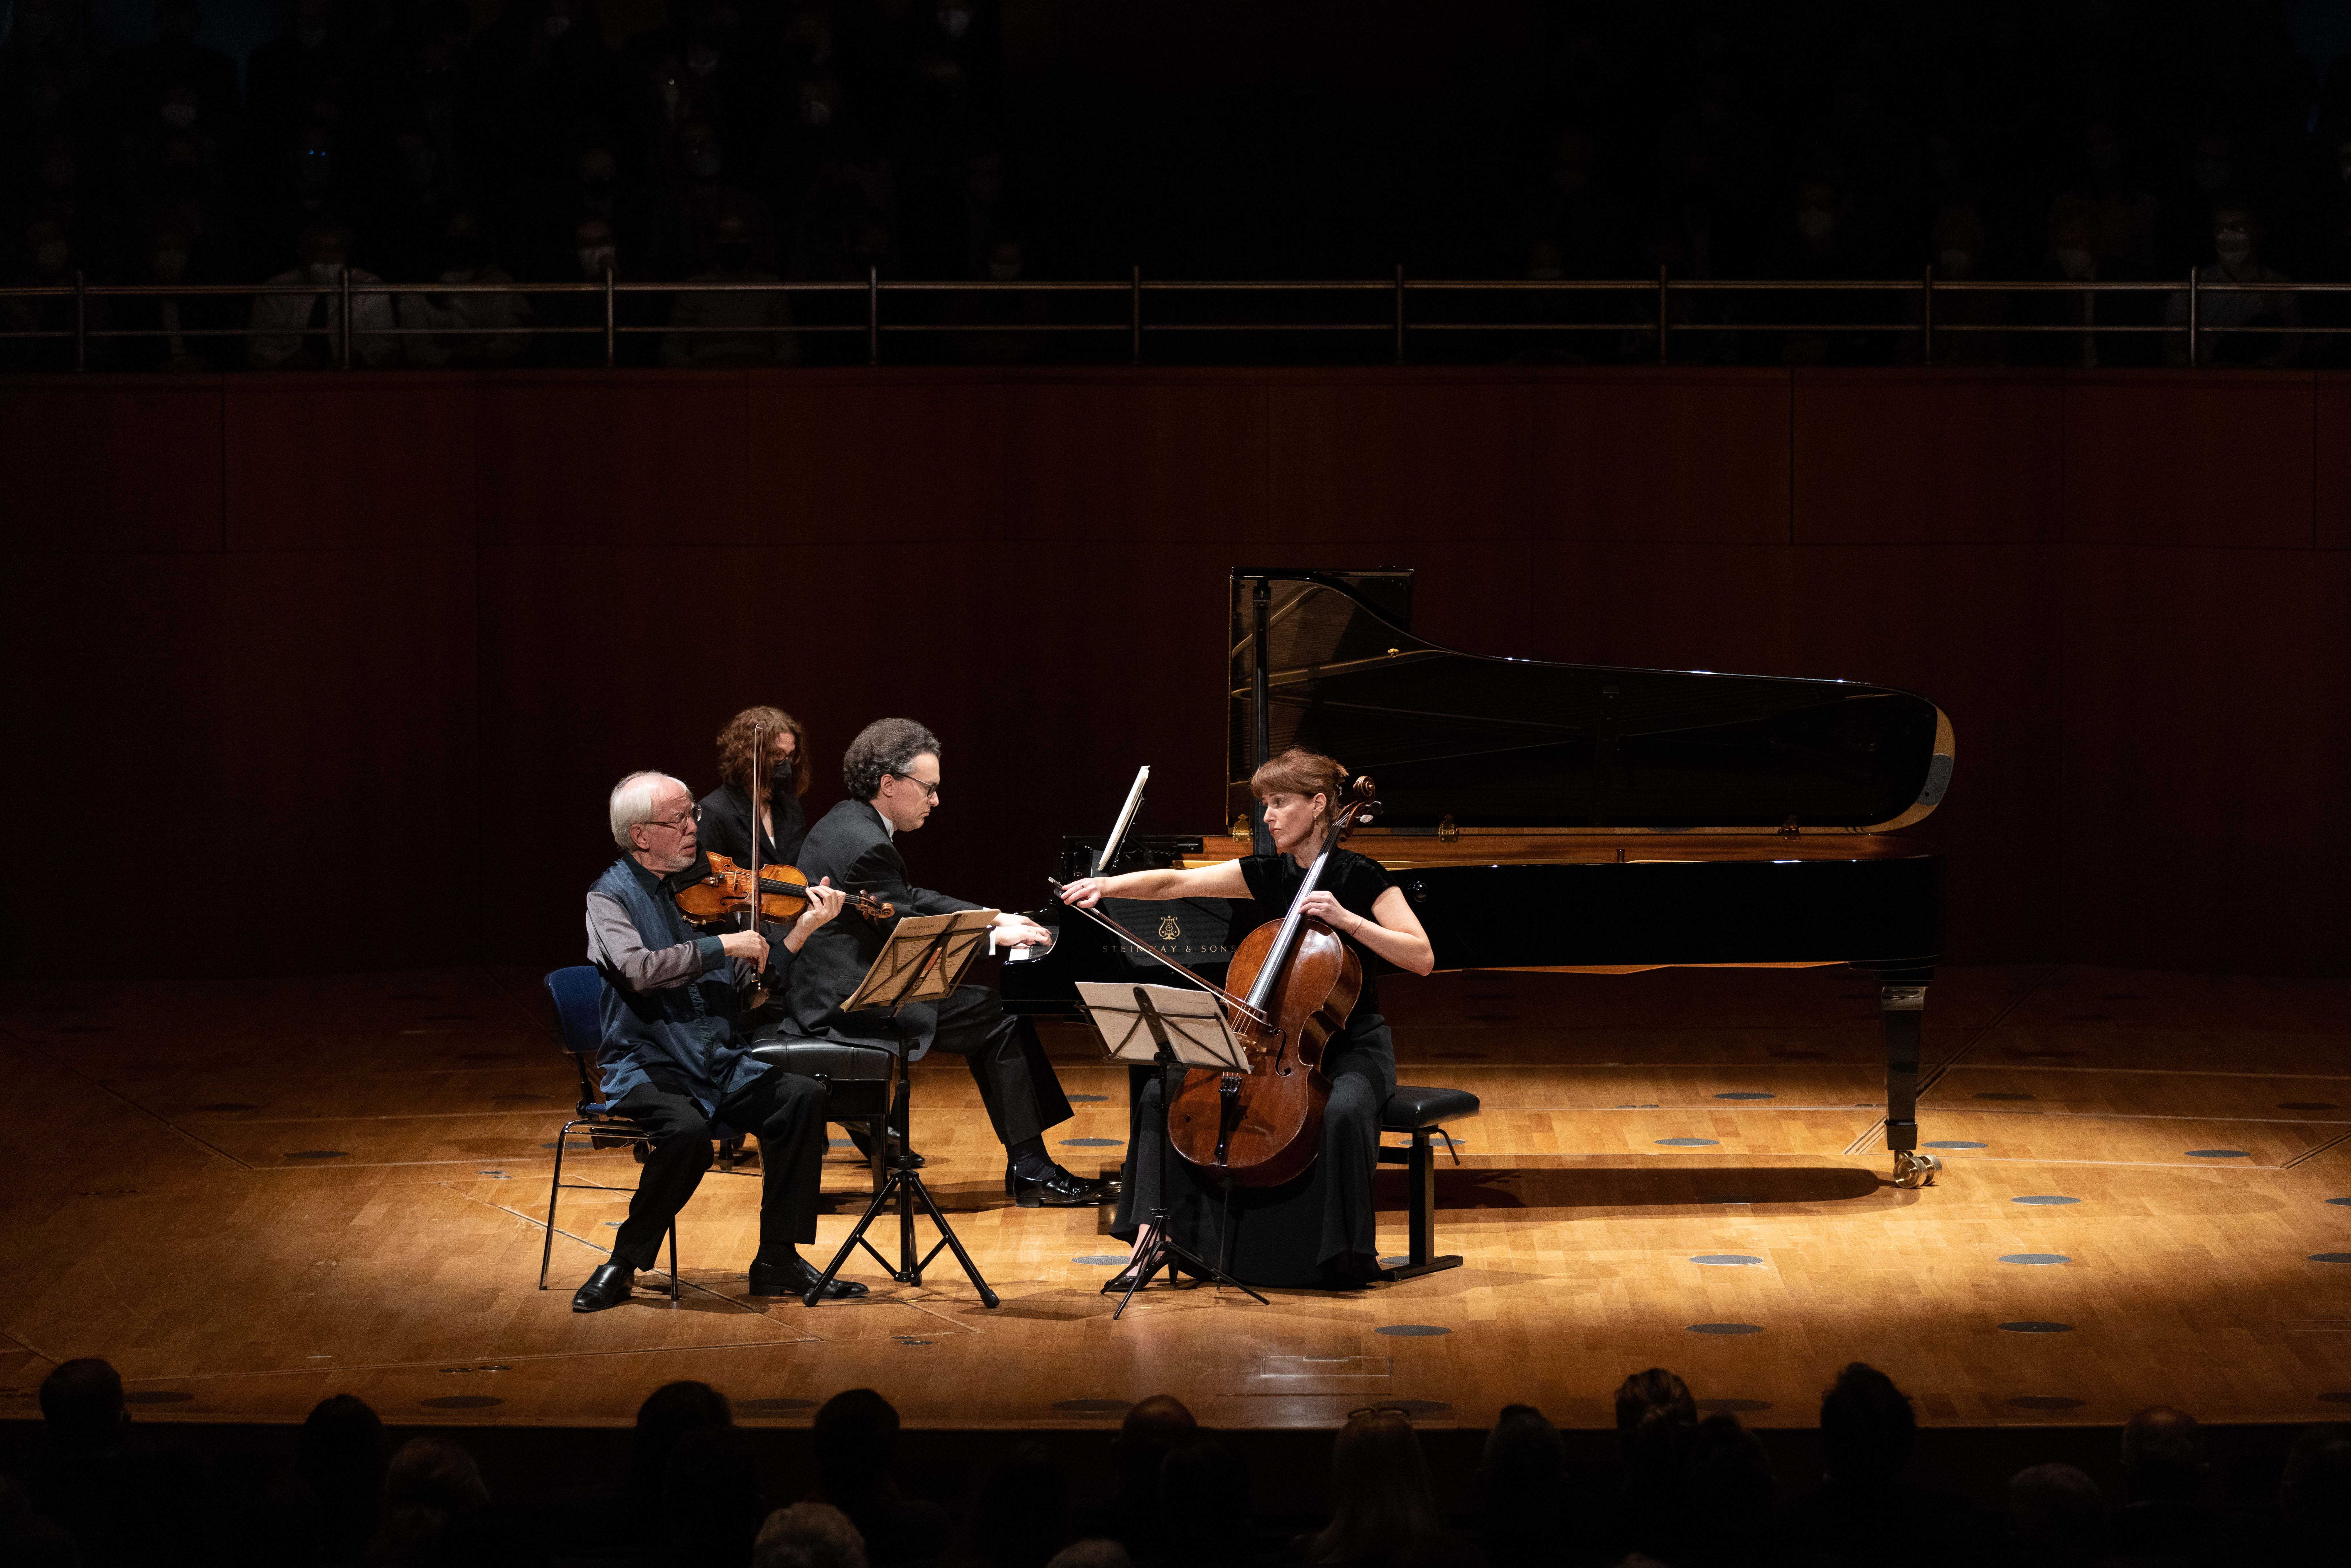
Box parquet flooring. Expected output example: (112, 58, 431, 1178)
(3, 963, 2347, 1433)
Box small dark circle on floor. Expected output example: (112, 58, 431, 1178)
(1925, 1140, 1987, 1149)
(2309, 1254, 2351, 1264)
(1715, 1092, 1774, 1100)
(2000, 1254, 2071, 1265)
(1656, 1137, 1719, 1146)
(2184, 1149, 2250, 1158)
(1377, 1324, 1450, 1337)
(1072, 1255, 1129, 1265)
(1686, 1323, 1764, 1335)
(1061, 1137, 1124, 1146)
(2013, 1195, 2080, 1205)
(2000, 1321, 2074, 1333)
(1066, 1094, 1110, 1102)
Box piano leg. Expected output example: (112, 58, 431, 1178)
(1878, 968, 1938, 1189)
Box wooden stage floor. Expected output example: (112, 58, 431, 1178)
(4, 963, 2348, 1434)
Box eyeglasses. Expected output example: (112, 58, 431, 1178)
(644, 804, 702, 832)
(889, 772, 940, 800)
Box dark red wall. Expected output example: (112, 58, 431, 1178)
(5, 366, 2345, 980)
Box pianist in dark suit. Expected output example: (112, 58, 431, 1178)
(697, 704, 813, 870)
(785, 717, 1108, 1207)
(1057, 747, 1435, 1288)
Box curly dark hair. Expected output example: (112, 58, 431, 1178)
(843, 718, 941, 801)
(714, 706, 811, 804)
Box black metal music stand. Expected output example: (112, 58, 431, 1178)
(802, 909, 1003, 1309)
(1077, 982, 1268, 1319)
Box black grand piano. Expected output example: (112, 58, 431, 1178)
(1003, 568, 1956, 1188)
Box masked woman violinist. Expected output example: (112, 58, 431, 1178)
(1057, 748, 1435, 1290)
(699, 705, 813, 869)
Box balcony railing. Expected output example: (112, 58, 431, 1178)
(1, 267, 2344, 370)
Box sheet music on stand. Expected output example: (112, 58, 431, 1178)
(1076, 983, 1250, 1069)
(844, 908, 1001, 1015)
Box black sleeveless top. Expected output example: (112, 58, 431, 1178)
(1237, 848, 1395, 1024)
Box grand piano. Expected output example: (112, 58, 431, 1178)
(1003, 568, 1956, 1187)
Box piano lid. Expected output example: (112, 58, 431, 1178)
(1228, 569, 1954, 835)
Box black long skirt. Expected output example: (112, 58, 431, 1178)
(1110, 1016, 1395, 1288)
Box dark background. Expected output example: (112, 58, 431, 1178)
(5, 363, 2346, 982)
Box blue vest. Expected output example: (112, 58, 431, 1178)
(588, 857, 767, 1115)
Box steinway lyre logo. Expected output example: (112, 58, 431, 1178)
(1156, 914, 1183, 944)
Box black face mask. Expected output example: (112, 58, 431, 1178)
(766, 760, 794, 794)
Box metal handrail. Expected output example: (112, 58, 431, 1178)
(4, 269, 2344, 369)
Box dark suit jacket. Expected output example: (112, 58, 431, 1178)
(697, 781, 809, 868)
(784, 799, 982, 1056)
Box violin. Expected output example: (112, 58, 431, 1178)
(675, 854, 895, 926)
(1162, 775, 1378, 1187)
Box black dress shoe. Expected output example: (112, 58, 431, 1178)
(1009, 1163, 1110, 1207)
(748, 1255, 869, 1300)
(571, 1262, 636, 1312)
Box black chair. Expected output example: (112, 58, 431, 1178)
(539, 965, 680, 1303)
(1378, 1084, 1479, 1279)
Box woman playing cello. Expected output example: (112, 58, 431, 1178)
(1057, 748, 1435, 1289)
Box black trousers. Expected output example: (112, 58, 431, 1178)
(920, 983, 1073, 1149)
(609, 1067, 827, 1273)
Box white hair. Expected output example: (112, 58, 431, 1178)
(609, 771, 687, 848)
(755, 1503, 867, 1568)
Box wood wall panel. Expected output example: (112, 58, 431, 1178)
(1263, 373, 1791, 546)
(4, 368, 2344, 978)
(2318, 375, 2351, 550)
(223, 377, 477, 550)
(745, 376, 1007, 545)
(0, 381, 222, 551)
(2063, 374, 2315, 547)
(1793, 370, 2065, 544)
(2056, 547, 2351, 972)
(474, 373, 749, 546)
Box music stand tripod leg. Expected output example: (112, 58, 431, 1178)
(1110, 1009, 1268, 1320)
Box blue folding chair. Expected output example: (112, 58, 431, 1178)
(538, 966, 680, 1304)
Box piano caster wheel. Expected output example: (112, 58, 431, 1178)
(1892, 1151, 1940, 1190)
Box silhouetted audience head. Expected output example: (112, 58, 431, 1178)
(2120, 1405, 2204, 1501)
(815, 1387, 902, 1505)
(630, 1378, 732, 1497)
(1111, 1394, 1195, 1490)
(372, 1436, 489, 1563)
(671, 1423, 768, 1565)
(2280, 1423, 2351, 1533)
(1820, 1362, 1915, 1483)
(2006, 1463, 2103, 1561)
(757, 1502, 868, 1568)
(1614, 1367, 1696, 1434)
(1043, 1542, 1130, 1568)
(1481, 1401, 1566, 1496)
(300, 1393, 389, 1514)
(38, 1358, 126, 1451)
(961, 1440, 1067, 1568)
(1309, 1409, 1439, 1567)
(1152, 1430, 1254, 1563)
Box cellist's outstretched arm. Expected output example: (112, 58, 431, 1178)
(1057, 860, 1252, 905)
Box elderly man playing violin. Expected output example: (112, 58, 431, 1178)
(572, 770, 859, 1312)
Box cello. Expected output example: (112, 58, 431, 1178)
(1162, 774, 1379, 1187)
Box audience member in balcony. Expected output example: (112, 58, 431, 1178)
(2019, 201, 2111, 369)
(2002, 1463, 2104, 1568)
(1073, 1394, 1196, 1556)
(247, 218, 399, 367)
(1306, 1409, 1456, 1568)
(1, 213, 84, 369)
(657, 118, 772, 279)
(945, 236, 1048, 364)
(2164, 201, 2301, 366)
(812, 1389, 952, 1568)
(1470, 1402, 1573, 1568)
(534, 213, 658, 364)
(1925, 201, 2004, 365)
(660, 208, 794, 364)
(401, 210, 536, 367)
(106, 0, 239, 144)
(954, 1440, 1069, 1568)
(759, 1501, 871, 1568)
(1774, 1362, 1978, 1567)
(2073, 119, 2162, 278)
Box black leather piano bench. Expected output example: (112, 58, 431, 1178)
(1378, 1084, 1480, 1281)
(748, 1035, 897, 1195)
